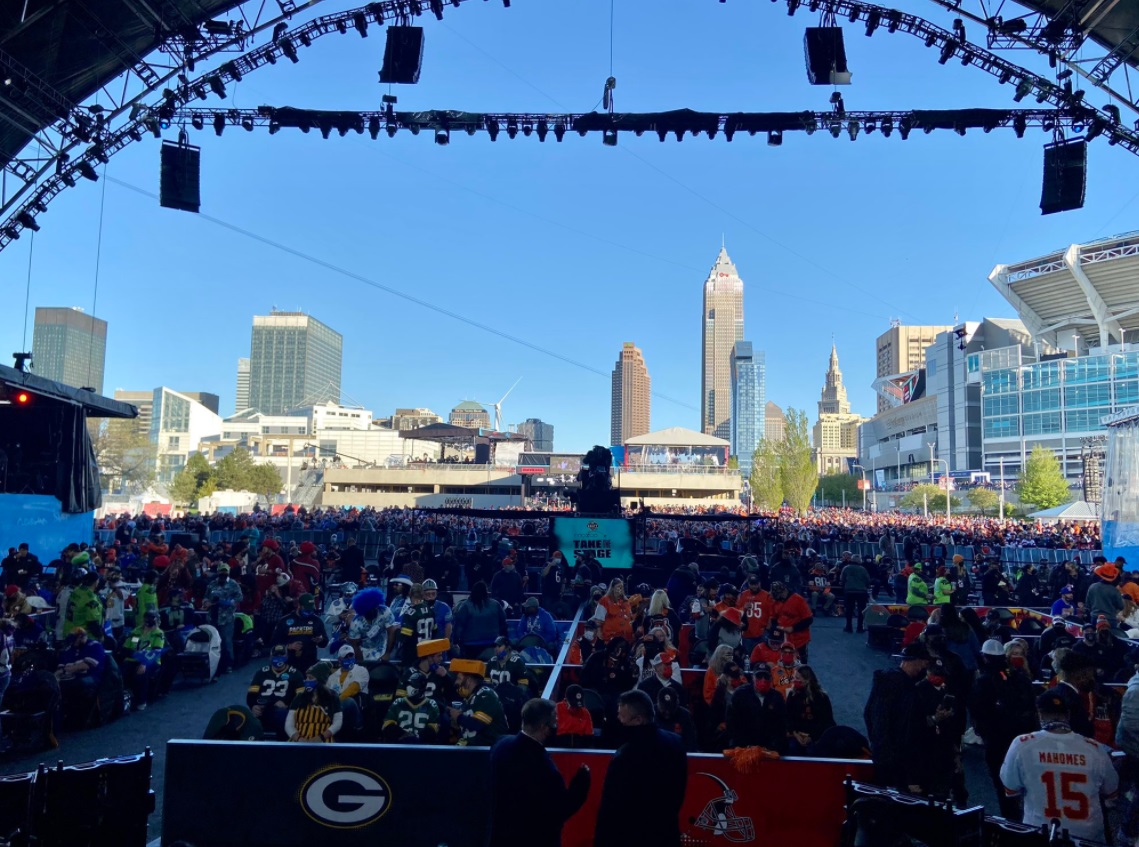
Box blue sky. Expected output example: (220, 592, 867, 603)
(3, 0, 1137, 452)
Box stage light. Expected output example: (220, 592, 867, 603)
(829, 121, 841, 138)
(899, 117, 911, 140)
(60, 171, 76, 188)
(767, 129, 782, 146)
(369, 2, 385, 23)
(953, 18, 966, 42)
(553, 122, 566, 142)
(129, 126, 143, 142)
(787, 0, 798, 15)
(960, 51, 972, 65)
(78, 161, 98, 181)
(848, 7, 859, 22)
(3, 226, 19, 240)
(15, 391, 30, 405)
(435, 128, 449, 145)
(368, 116, 380, 139)
(265, 50, 277, 65)
(1035, 88, 1048, 104)
(209, 76, 226, 98)
(887, 12, 901, 33)
(409, 124, 420, 136)
(1085, 119, 1104, 142)
(1013, 114, 1026, 137)
(195, 84, 208, 101)
(214, 113, 225, 135)
(848, 119, 859, 140)
(808, 0, 819, 10)
(864, 10, 880, 36)
(191, 114, 204, 130)
(536, 119, 549, 141)
(924, 32, 937, 47)
(224, 61, 242, 82)
(241, 117, 254, 131)
(299, 31, 312, 47)
(939, 40, 956, 64)
(387, 124, 397, 137)
(353, 12, 368, 36)
(998, 18, 1026, 35)
(430, 0, 444, 20)
(336, 19, 347, 34)
(864, 118, 876, 134)
(15, 211, 39, 231)
(269, 119, 281, 135)
(281, 39, 298, 62)
(998, 68, 1012, 84)
(1104, 104, 1121, 124)
(506, 117, 518, 139)
(602, 128, 617, 146)
(954, 123, 966, 136)
(522, 121, 533, 137)
(91, 144, 109, 164)
(1013, 80, 1032, 101)
(486, 119, 499, 141)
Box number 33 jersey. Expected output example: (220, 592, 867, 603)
(1000, 729, 1119, 842)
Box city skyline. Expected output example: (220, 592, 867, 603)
(701, 245, 745, 441)
(30, 306, 107, 395)
(248, 310, 343, 416)
(611, 342, 652, 445)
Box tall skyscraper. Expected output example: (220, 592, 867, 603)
(813, 345, 864, 474)
(875, 323, 952, 412)
(31, 306, 107, 393)
(235, 357, 251, 414)
(248, 311, 343, 415)
(765, 401, 786, 443)
(818, 344, 851, 416)
(730, 342, 765, 474)
(701, 246, 745, 440)
(611, 342, 651, 445)
(517, 418, 555, 452)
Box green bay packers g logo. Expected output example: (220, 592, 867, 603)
(300, 766, 391, 829)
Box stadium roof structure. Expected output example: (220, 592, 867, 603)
(988, 231, 1139, 351)
(625, 427, 731, 448)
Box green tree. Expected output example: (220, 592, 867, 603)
(900, 483, 962, 514)
(168, 468, 201, 508)
(184, 453, 214, 491)
(968, 487, 999, 516)
(168, 453, 218, 508)
(816, 472, 861, 508)
(213, 447, 258, 490)
(89, 418, 156, 493)
(727, 455, 739, 471)
(749, 439, 783, 512)
(1016, 445, 1071, 511)
(778, 408, 816, 514)
(248, 463, 283, 499)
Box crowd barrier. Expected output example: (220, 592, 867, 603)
(161, 739, 874, 847)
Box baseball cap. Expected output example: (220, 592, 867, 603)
(895, 643, 929, 661)
(980, 639, 1005, 656)
(566, 684, 584, 708)
(337, 644, 355, 659)
(298, 593, 315, 609)
(657, 687, 679, 708)
(753, 662, 772, 678)
(216, 563, 230, 573)
(422, 579, 438, 591)
(1061, 584, 1074, 594)
(1036, 690, 1070, 715)
(494, 635, 511, 647)
(524, 597, 540, 609)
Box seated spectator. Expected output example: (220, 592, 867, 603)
(382, 671, 441, 743)
(806, 564, 837, 616)
(637, 653, 687, 708)
(326, 645, 369, 736)
(121, 610, 166, 711)
(655, 686, 698, 752)
(711, 607, 745, 651)
(399, 638, 455, 706)
(487, 636, 530, 690)
(247, 644, 303, 737)
(54, 627, 107, 722)
(512, 597, 557, 648)
(347, 587, 392, 663)
(1073, 617, 1127, 681)
(567, 620, 600, 665)
(555, 684, 595, 744)
(448, 658, 509, 747)
(12, 612, 47, 656)
(581, 637, 638, 708)
(772, 643, 800, 698)
(64, 570, 104, 640)
(4, 585, 32, 618)
(595, 579, 634, 644)
(726, 663, 787, 753)
(749, 630, 784, 669)
(704, 644, 737, 707)
(785, 665, 835, 752)
(285, 662, 342, 743)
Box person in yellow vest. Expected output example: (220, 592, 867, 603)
(906, 563, 930, 605)
(932, 567, 954, 605)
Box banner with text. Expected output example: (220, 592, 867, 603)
(552, 516, 635, 569)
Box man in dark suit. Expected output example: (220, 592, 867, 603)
(488, 698, 591, 847)
(595, 689, 688, 847)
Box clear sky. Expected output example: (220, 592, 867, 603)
(2, 0, 1136, 452)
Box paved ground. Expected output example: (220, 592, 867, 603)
(0, 614, 1003, 843)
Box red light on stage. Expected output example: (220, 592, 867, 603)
(15, 392, 29, 404)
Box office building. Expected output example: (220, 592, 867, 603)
(765, 401, 786, 443)
(450, 401, 491, 430)
(150, 387, 223, 484)
(701, 246, 745, 440)
(813, 345, 864, 474)
(236, 358, 250, 414)
(730, 342, 765, 474)
(377, 408, 443, 431)
(517, 418, 555, 452)
(31, 306, 107, 394)
(114, 389, 219, 440)
(875, 322, 952, 413)
(611, 342, 651, 445)
(248, 310, 343, 416)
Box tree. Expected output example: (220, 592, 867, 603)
(816, 472, 861, 508)
(248, 463, 283, 499)
(213, 447, 258, 491)
(89, 418, 156, 493)
(968, 487, 999, 516)
(749, 439, 783, 512)
(778, 408, 816, 514)
(727, 455, 739, 471)
(169, 453, 218, 508)
(1016, 445, 1071, 511)
(168, 468, 201, 509)
(900, 484, 962, 514)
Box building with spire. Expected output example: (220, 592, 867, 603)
(812, 344, 865, 475)
(612, 342, 651, 445)
(701, 245, 745, 441)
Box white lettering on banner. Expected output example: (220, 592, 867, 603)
(444, 498, 472, 508)
(300, 767, 391, 829)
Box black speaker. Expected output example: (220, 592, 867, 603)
(1040, 139, 1087, 215)
(804, 27, 851, 85)
(380, 26, 424, 84)
(159, 141, 200, 213)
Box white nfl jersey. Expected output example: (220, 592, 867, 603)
(999, 729, 1119, 842)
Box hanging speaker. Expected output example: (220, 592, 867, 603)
(1040, 139, 1087, 215)
(804, 27, 852, 85)
(159, 141, 200, 213)
(380, 26, 424, 84)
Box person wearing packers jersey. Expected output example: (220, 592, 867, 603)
(486, 636, 530, 690)
(1000, 690, 1118, 843)
(383, 671, 441, 743)
(397, 638, 455, 707)
(395, 584, 433, 662)
(448, 658, 508, 747)
(285, 662, 342, 743)
(247, 644, 303, 737)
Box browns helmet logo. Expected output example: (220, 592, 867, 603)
(689, 772, 755, 842)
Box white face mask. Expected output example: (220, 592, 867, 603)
(583, 631, 595, 642)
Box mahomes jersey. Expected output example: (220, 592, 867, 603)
(247, 665, 303, 707)
(383, 697, 441, 739)
(1000, 729, 1119, 842)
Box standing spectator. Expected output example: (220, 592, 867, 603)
(448, 658, 509, 747)
(487, 698, 591, 847)
(1051, 585, 1076, 617)
(453, 581, 507, 659)
(1000, 691, 1118, 843)
(0, 617, 13, 705)
(347, 587, 392, 663)
(102, 573, 127, 643)
(489, 557, 525, 608)
(1086, 563, 1124, 624)
(121, 609, 166, 711)
(422, 579, 453, 642)
(204, 563, 245, 674)
(637, 653, 686, 707)
(839, 555, 871, 634)
(595, 689, 687, 847)
(948, 555, 972, 606)
(906, 563, 930, 606)
(336, 537, 366, 585)
(1053, 650, 1098, 739)
(980, 561, 1011, 606)
(272, 592, 327, 675)
(64, 571, 104, 640)
(932, 568, 954, 605)
(1014, 563, 1044, 607)
(655, 687, 698, 752)
(595, 579, 634, 644)
(770, 581, 813, 662)
(864, 643, 928, 790)
(912, 658, 964, 800)
(1116, 662, 1139, 845)
(1, 543, 42, 589)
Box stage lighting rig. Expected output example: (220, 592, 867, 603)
(77, 161, 98, 182)
(214, 113, 225, 136)
(435, 127, 449, 145)
(281, 40, 299, 62)
(14, 211, 39, 232)
(768, 129, 783, 146)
